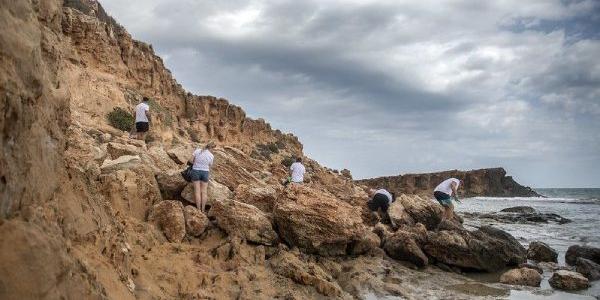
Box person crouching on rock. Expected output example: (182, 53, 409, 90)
(433, 177, 462, 223)
(284, 157, 306, 187)
(367, 188, 398, 230)
(132, 96, 151, 140)
(188, 142, 215, 212)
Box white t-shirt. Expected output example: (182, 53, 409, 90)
(290, 162, 306, 183)
(192, 149, 214, 171)
(135, 102, 150, 123)
(434, 178, 460, 196)
(375, 189, 393, 204)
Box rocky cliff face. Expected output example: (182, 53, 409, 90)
(357, 167, 541, 198)
(0, 1, 526, 299)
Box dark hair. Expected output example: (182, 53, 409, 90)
(142, 96, 149, 102)
(391, 192, 396, 202)
(296, 157, 302, 162)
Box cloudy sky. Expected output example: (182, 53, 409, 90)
(101, 0, 600, 188)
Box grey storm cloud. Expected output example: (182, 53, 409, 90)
(102, 0, 600, 187)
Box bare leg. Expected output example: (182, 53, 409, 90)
(445, 203, 454, 221)
(193, 181, 202, 211)
(200, 181, 209, 212)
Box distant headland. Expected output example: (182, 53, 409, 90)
(356, 167, 541, 198)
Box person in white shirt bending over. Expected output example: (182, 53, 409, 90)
(188, 142, 215, 212)
(433, 178, 463, 222)
(285, 157, 306, 186)
(132, 97, 151, 140)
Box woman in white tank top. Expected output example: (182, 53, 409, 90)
(188, 142, 215, 212)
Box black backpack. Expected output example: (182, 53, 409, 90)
(181, 165, 193, 182)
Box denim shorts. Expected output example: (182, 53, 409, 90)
(190, 169, 209, 182)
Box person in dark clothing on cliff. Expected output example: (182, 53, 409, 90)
(367, 188, 398, 230)
(433, 178, 462, 223)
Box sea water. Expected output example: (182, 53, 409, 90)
(457, 188, 600, 299)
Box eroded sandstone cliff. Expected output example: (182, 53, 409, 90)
(0, 1, 526, 299)
(357, 167, 541, 198)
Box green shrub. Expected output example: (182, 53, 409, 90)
(107, 107, 134, 132)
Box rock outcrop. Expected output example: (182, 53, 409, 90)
(357, 167, 540, 197)
(273, 187, 372, 256)
(423, 226, 526, 272)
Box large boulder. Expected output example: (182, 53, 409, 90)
(148, 200, 186, 243)
(209, 199, 278, 245)
(183, 206, 209, 237)
(423, 226, 526, 272)
(383, 230, 428, 267)
(181, 179, 233, 206)
(576, 257, 600, 281)
(566, 245, 600, 265)
(527, 241, 558, 263)
(155, 171, 187, 200)
(273, 187, 370, 256)
(100, 155, 141, 173)
(549, 270, 590, 290)
(397, 195, 443, 230)
(234, 184, 279, 213)
(499, 268, 542, 287)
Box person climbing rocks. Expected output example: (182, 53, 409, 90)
(132, 96, 151, 140)
(367, 188, 398, 230)
(188, 142, 215, 212)
(433, 177, 462, 223)
(284, 157, 306, 186)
